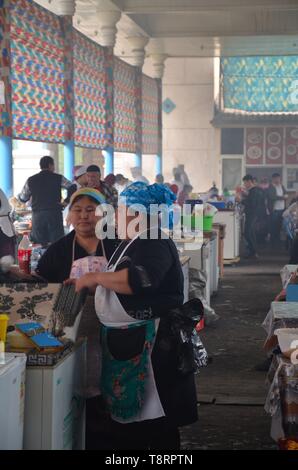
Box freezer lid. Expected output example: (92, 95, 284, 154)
(0, 353, 26, 376)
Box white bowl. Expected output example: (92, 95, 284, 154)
(275, 328, 298, 356)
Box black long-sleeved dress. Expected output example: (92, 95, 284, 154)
(109, 231, 198, 427)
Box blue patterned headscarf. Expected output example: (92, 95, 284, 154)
(119, 181, 176, 211)
(119, 182, 177, 229)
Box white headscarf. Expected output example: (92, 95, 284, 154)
(0, 188, 15, 237)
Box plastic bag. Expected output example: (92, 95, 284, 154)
(170, 298, 208, 375)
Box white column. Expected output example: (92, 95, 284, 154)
(149, 53, 168, 79)
(96, 11, 122, 48)
(148, 54, 167, 178)
(126, 36, 149, 68)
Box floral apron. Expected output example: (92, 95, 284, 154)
(95, 235, 165, 423)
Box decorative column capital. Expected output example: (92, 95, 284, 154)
(126, 36, 149, 68)
(149, 53, 168, 79)
(96, 10, 122, 48)
(56, 0, 76, 16)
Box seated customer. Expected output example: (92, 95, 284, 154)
(36, 187, 120, 449)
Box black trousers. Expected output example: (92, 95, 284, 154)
(244, 216, 258, 256)
(31, 209, 64, 245)
(270, 210, 284, 246)
(86, 396, 180, 450)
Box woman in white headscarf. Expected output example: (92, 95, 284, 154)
(0, 188, 16, 259)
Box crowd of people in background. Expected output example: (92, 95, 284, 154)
(0, 158, 193, 258)
(5, 158, 298, 264)
(237, 172, 296, 259)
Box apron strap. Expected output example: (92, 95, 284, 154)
(107, 235, 139, 271)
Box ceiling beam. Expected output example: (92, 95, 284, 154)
(110, 0, 298, 14)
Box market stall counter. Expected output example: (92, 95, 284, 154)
(263, 302, 298, 354)
(265, 354, 298, 448)
(1, 281, 88, 449)
(203, 230, 219, 296)
(212, 223, 226, 279)
(175, 233, 219, 305)
(24, 339, 86, 450)
(213, 209, 241, 264)
(175, 238, 210, 305)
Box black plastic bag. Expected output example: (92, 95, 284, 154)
(169, 298, 208, 376)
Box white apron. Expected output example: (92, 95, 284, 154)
(0, 189, 15, 238)
(95, 236, 165, 423)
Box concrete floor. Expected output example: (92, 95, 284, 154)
(181, 246, 288, 450)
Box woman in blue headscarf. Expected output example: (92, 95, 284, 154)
(69, 182, 198, 450)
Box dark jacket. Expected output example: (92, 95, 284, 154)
(267, 184, 287, 214)
(242, 186, 264, 219)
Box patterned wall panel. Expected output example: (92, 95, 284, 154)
(245, 128, 264, 166)
(265, 128, 283, 165)
(142, 74, 159, 155)
(246, 126, 298, 167)
(285, 127, 298, 164)
(10, 0, 65, 142)
(73, 30, 107, 149)
(104, 47, 114, 148)
(114, 57, 137, 153)
(61, 17, 74, 142)
(0, 0, 12, 137)
(221, 56, 298, 113)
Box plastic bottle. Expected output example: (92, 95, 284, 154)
(18, 233, 32, 274)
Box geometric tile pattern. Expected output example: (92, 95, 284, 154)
(10, 0, 65, 142)
(73, 29, 107, 149)
(0, 1, 12, 137)
(114, 57, 137, 153)
(221, 56, 298, 113)
(142, 74, 159, 154)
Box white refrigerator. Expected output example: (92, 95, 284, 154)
(23, 341, 86, 450)
(0, 353, 27, 450)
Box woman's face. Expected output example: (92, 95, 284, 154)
(69, 196, 101, 237)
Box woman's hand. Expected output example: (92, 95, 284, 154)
(65, 269, 133, 295)
(65, 272, 101, 293)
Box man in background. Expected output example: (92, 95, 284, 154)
(73, 166, 88, 190)
(267, 173, 287, 247)
(114, 174, 130, 195)
(86, 165, 118, 207)
(18, 156, 72, 245)
(240, 174, 262, 259)
(130, 166, 149, 185)
(155, 174, 164, 184)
